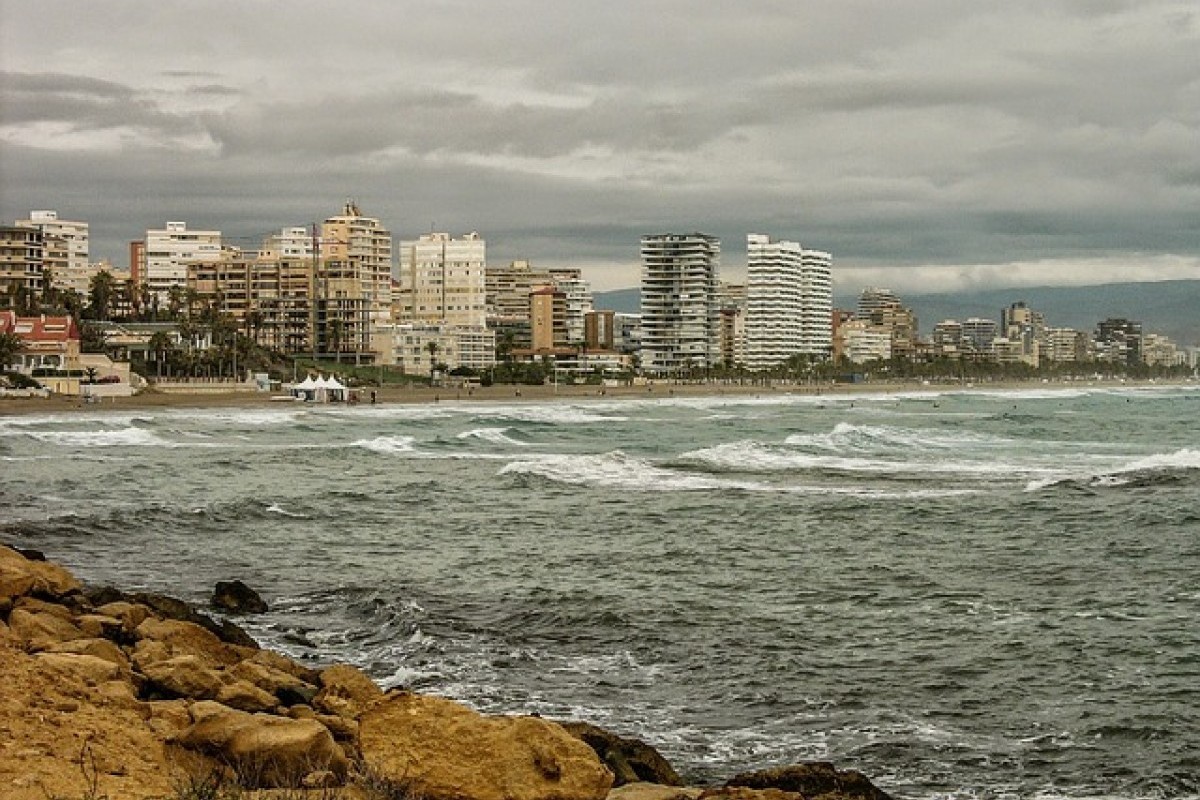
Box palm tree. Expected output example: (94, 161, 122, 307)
(426, 340, 440, 384)
(148, 331, 173, 379)
(0, 331, 24, 372)
(87, 271, 117, 321)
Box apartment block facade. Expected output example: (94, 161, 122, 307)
(640, 233, 721, 375)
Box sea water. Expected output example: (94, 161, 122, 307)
(2, 385, 1198, 798)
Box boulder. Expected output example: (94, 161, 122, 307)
(560, 721, 682, 786)
(725, 763, 893, 800)
(211, 580, 269, 614)
(217, 680, 280, 714)
(314, 663, 382, 720)
(131, 591, 259, 649)
(134, 617, 242, 667)
(7, 608, 86, 650)
(33, 652, 124, 686)
(230, 659, 318, 705)
(95, 600, 150, 631)
(140, 654, 225, 700)
(246, 649, 322, 685)
(359, 692, 612, 800)
(0, 545, 81, 601)
(174, 703, 347, 788)
(610, 784, 704, 800)
(76, 613, 128, 641)
(45, 637, 131, 673)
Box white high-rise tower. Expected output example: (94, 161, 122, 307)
(745, 233, 832, 369)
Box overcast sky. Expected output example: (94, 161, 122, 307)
(1, 1, 1197, 294)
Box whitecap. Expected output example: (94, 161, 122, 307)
(19, 427, 200, 448)
(264, 503, 308, 518)
(784, 422, 1012, 452)
(456, 427, 529, 447)
(499, 451, 769, 492)
(351, 435, 417, 454)
(1024, 447, 1200, 492)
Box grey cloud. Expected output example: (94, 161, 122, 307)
(0, 70, 203, 137)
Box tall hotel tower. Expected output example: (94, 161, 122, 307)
(639, 233, 721, 375)
(745, 234, 832, 369)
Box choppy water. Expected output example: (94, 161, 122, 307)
(2, 385, 1199, 798)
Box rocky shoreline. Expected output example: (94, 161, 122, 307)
(0, 544, 892, 800)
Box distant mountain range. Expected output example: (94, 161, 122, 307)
(595, 280, 1200, 346)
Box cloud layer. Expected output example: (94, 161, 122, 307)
(1, 0, 1197, 293)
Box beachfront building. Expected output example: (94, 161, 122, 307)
(140, 221, 223, 301)
(396, 232, 486, 327)
(839, 319, 893, 364)
(322, 203, 393, 342)
(1095, 318, 1142, 366)
(857, 287, 902, 318)
(372, 323, 495, 375)
(640, 233, 721, 375)
(1041, 327, 1090, 364)
(14, 211, 90, 296)
(717, 282, 747, 368)
(0, 310, 81, 376)
(961, 318, 999, 355)
(0, 226, 44, 309)
(743, 234, 832, 370)
(556, 276, 594, 346)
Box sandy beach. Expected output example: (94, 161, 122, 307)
(1, 376, 1189, 417)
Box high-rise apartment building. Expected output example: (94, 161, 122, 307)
(640, 233, 720, 375)
(15, 211, 89, 295)
(397, 232, 486, 327)
(857, 287, 902, 318)
(142, 222, 222, 300)
(743, 234, 833, 369)
(321, 203, 393, 336)
(555, 276, 593, 345)
(0, 226, 44, 306)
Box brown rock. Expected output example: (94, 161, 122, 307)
(140, 654, 225, 700)
(0, 545, 81, 601)
(7, 608, 86, 650)
(34, 652, 124, 686)
(725, 763, 893, 800)
(145, 699, 193, 738)
(610, 784, 705, 800)
(217, 679, 280, 713)
(246, 648, 322, 685)
(175, 703, 347, 788)
(560, 720, 682, 786)
(134, 617, 242, 667)
(131, 590, 259, 649)
(95, 600, 151, 631)
(229, 658, 318, 706)
(359, 692, 612, 800)
(76, 613, 127, 640)
(211, 579, 269, 614)
(46, 637, 131, 673)
(314, 711, 359, 742)
(314, 663, 383, 720)
(131, 638, 173, 670)
(13, 595, 76, 620)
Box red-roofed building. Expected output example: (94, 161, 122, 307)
(0, 311, 81, 374)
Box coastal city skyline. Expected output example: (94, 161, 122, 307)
(2, 2, 1197, 294)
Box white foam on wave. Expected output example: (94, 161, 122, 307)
(470, 403, 628, 425)
(499, 451, 770, 492)
(785, 422, 1012, 452)
(351, 435, 417, 454)
(0, 412, 156, 431)
(456, 427, 529, 447)
(19, 427, 203, 448)
(264, 503, 309, 518)
(1024, 447, 1200, 491)
(499, 450, 981, 497)
(174, 409, 307, 427)
(684, 440, 1053, 478)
